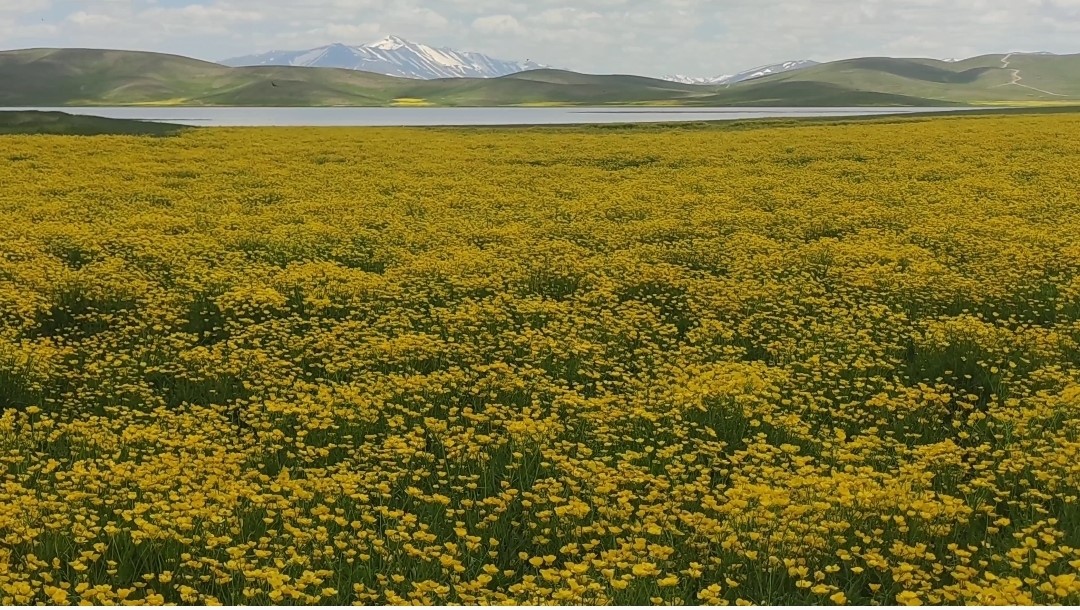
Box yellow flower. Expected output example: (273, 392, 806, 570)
(658, 575, 679, 587)
(44, 586, 68, 605)
(632, 562, 659, 577)
(2, 109, 1078, 608)
(896, 591, 922, 606)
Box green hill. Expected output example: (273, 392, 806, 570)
(748, 53, 1080, 104)
(0, 110, 186, 135)
(0, 49, 719, 107)
(689, 80, 954, 107)
(396, 70, 712, 106)
(0, 48, 406, 106)
(1, 47, 1078, 107)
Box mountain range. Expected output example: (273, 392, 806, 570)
(1, 46, 1078, 108)
(222, 35, 545, 80)
(224, 36, 820, 86)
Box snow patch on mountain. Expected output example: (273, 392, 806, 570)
(221, 35, 545, 80)
(664, 60, 819, 86)
(665, 73, 733, 85)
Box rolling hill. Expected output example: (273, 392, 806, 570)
(748, 53, 1080, 104)
(0, 48, 403, 106)
(1, 47, 1078, 107)
(0, 49, 719, 107)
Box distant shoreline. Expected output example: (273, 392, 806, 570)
(4, 106, 1078, 136)
(0, 106, 990, 129)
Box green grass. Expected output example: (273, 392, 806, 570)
(1003, 53, 1080, 97)
(465, 106, 1080, 133)
(0, 110, 187, 135)
(687, 80, 954, 107)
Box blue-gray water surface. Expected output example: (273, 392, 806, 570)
(2, 106, 979, 127)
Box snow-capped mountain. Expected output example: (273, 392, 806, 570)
(665, 73, 734, 85)
(221, 35, 545, 79)
(665, 60, 819, 86)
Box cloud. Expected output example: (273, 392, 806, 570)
(160, 4, 263, 23)
(324, 23, 383, 41)
(0, 0, 51, 14)
(391, 6, 449, 29)
(3, 0, 1078, 76)
(66, 10, 118, 27)
(529, 8, 603, 27)
(471, 14, 525, 36)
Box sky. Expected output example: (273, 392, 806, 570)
(1, 0, 1079, 77)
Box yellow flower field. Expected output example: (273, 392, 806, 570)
(1, 115, 1079, 605)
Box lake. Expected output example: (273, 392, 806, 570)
(2, 106, 978, 127)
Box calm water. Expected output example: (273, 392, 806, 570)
(3, 106, 977, 127)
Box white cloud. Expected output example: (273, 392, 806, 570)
(324, 23, 382, 41)
(66, 10, 117, 27)
(3, 0, 1078, 77)
(0, 0, 50, 14)
(390, 6, 448, 29)
(529, 8, 603, 27)
(471, 14, 525, 36)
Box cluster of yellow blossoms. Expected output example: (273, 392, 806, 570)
(1, 114, 1079, 605)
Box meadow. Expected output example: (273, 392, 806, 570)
(1, 114, 1079, 605)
